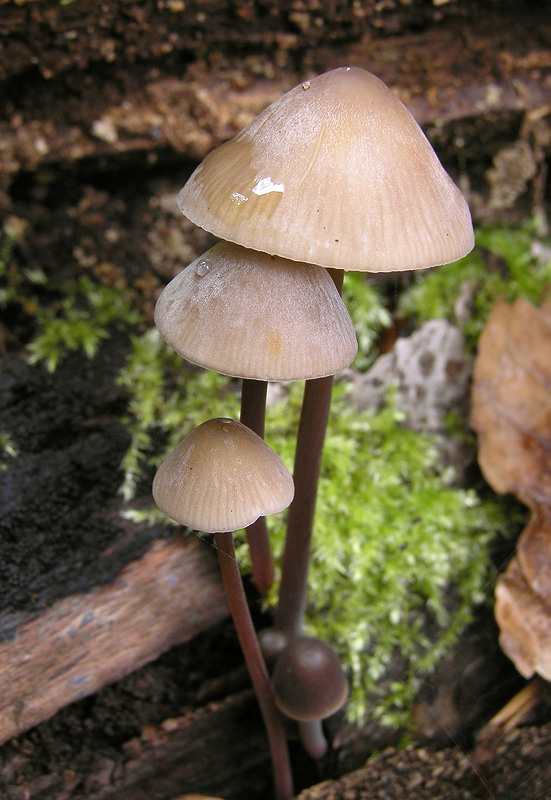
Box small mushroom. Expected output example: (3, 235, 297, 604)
(272, 636, 349, 759)
(152, 417, 294, 533)
(153, 417, 295, 800)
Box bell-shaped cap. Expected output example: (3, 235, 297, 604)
(152, 417, 294, 533)
(154, 241, 357, 380)
(178, 67, 474, 273)
(272, 636, 349, 722)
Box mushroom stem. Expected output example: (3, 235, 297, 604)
(298, 719, 328, 760)
(216, 531, 294, 800)
(241, 378, 267, 437)
(276, 269, 344, 637)
(240, 378, 275, 597)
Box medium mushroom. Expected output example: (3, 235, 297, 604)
(176, 66, 475, 640)
(154, 240, 357, 594)
(272, 636, 349, 759)
(154, 240, 357, 382)
(153, 417, 295, 800)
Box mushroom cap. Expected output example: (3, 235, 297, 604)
(272, 636, 349, 722)
(152, 418, 294, 533)
(178, 67, 474, 273)
(154, 241, 357, 381)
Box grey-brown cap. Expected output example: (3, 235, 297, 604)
(178, 67, 474, 273)
(152, 417, 294, 533)
(154, 240, 357, 380)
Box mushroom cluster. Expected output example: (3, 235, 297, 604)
(152, 66, 474, 800)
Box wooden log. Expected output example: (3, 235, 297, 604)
(0, 8, 550, 206)
(0, 0, 514, 84)
(0, 690, 272, 800)
(0, 535, 229, 745)
(296, 722, 551, 800)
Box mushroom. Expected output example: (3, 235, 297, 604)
(154, 240, 357, 382)
(152, 417, 294, 533)
(177, 66, 474, 273)
(176, 66, 475, 640)
(272, 636, 349, 759)
(153, 416, 295, 800)
(154, 240, 357, 595)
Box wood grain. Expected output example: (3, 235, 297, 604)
(0, 535, 229, 745)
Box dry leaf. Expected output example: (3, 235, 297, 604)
(495, 531, 551, 681)
(517, 507, 551, 605)
(470, 297, 551, 508)
(470, 296, 551, 681)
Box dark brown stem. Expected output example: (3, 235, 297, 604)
(276, 268, 344, 638)
(241, 378, 267, 437)
(240, 378, 275, 597)
(216, 531, 294, 800)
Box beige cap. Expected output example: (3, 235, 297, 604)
(152, 418, 294, 533)
(178, 67, 474, 273)
(154, 240, 357, 380)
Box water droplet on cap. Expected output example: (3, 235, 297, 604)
(231, 191, 248, 206)
(252, 177, 285, 196)
(195, 259, 210, 277)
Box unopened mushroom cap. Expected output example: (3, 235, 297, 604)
(152, 418, 294, 533)
(154, 241, 357, 381)
(178, 67, 473, 273)
(272, 636, 349, 722)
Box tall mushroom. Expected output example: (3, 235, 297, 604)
(153, 417, 295, 800)
(177, 66, 475, 638)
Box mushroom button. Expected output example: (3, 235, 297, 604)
(272, 636, 349, 759)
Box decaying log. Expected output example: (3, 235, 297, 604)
(3, 686, 551, 800)
(296, 721, 551, 800)
(0, 4, 550, 220)
(0, 0, 525, 84)
(0, 689, 272, 800)
(0, 535, 229, 745)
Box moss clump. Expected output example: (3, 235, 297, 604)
(117, 331, 240, 502)
(26, 276, 141, 372)
(1, 217, 141, 372)
(399, 223, 551, 347)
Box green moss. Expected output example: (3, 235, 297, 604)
(233, 381, 519, 727)
(399, 222, 551, 347)
(0, 432, 18, 472)
(118, 331, 240, 501)
(8, 219, 531, 727)
(342, 271, 392, 370)
(0, 218, 47, 311)
(26, 276, 141, 371)
(1, 218, 141, 372)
